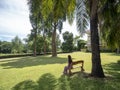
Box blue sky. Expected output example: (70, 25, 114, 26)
(0, 0, 87, 42)
(0, 0, 32, 41)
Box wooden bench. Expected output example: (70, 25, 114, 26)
(68, 60, 85, 74)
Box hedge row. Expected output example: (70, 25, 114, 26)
(0, 52, 66, 59)
(0, 54, 34, 59)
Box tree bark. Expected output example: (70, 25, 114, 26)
(52, 22, 57, 57)
(90, 0, 105, 77)
(116, 47, 120, 54)
(43, 33, 46, 55)
(34, 29, 37, 56)
(44, 41, 47, 55)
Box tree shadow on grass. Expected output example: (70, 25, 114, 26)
(37, 73, 57, 90)
(12, 80, 38, 90)
(69, 75, 109, 90)
(102, 60, 120, 89)
(109, 53, 120, 56)
(12, 72, 120, 90)
(103, 60, 120, 80)
(58, 75, 71, 90)
(12, 73, 57, 90)
(58, 72, 119, 90)
(0, 56, 67, 69)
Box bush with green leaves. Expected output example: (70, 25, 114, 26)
(61, 31, 73, 52)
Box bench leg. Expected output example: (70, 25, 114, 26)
(81, 66, 85, 71)
(68, 69, 72, 75)
(81, 62, 85, 71)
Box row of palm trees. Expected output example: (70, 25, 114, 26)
(27, 0, 120, 78)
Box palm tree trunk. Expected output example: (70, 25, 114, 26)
(43, 32, 47, 55)
(44, 38, 46, 55)
(52, 22, 57, 57)
(116, 47, 120, 54)
(90, 0, 105, 77)
(34, 29, 37, 56)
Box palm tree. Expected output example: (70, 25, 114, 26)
(28, 0, 52, 55)
(89, 0, 105, 77)
(41, 0, 71, 57)
(41, 20, 53, 55)
(27, 0, 41, 56)
(29, 13, 40, 56)
(99, 0, 120, 53)
(76, 0, 105, 77)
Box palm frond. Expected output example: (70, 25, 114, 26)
(66, 0, 76, 25)
(100, 0, 120, 49)
(41, 0, 53, 20)
(57, 20, 63, 33)
(76, 0, 89, 36)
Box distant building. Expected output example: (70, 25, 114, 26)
(86, 30, 91, 51)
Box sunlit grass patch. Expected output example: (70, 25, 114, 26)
(0, 52, 120, 90)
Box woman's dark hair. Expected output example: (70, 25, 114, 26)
(68, 55, 72, 65)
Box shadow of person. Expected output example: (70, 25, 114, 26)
(104, 60, 120, 80)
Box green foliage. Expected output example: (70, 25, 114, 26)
(41, 0, 75, 23)
(27, 0, 77, 57)
(0, 54, 33, 59)
(41, 0, 53, 20)
(36, 35, 44, 54)
(66, 0, 76, 24)
(11, 36, 24, 53)
(72, 36, 86, 51)
(99, 0, 120, 49)
(23, 35, 33, 53)
(61, 31, 74, 52)
(0, 41, 12, 53)
(25, 34, 52, 54)
(77, 39, 86, 51)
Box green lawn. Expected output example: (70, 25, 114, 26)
(0, 52, 120, 90)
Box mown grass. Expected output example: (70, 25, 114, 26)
(0, 52, 120, 90)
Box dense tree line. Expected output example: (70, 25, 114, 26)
(0, 41, 12, 53)
(0, 36, 24, 54)
(0, 34, 86, 54)
(0, 35, 60, 54)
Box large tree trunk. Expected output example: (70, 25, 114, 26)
(90, 0, 105, 77)
(52, 22, 57, 57)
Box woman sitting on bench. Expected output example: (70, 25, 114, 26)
(63, 55, 84, 75)
(63, 55, 73, 74)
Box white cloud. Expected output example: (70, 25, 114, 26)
(62, 20, 78, 35)
(0, 0, 32, 41)
(60, 20, 78, 42)
(0, 0, 87, 42)
(60, 20, 87, 42)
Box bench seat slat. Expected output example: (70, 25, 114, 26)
(71, 66, 81, 69)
